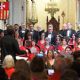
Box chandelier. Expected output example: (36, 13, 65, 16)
(29, 0, 38, 26)
(26, 0, 38, 26)
(45, 0, 59, 17)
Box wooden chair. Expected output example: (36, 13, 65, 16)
(46, 16, 60, 33)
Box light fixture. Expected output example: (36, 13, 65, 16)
(29, 0, 38, 26)
(45, 0, 59, 17)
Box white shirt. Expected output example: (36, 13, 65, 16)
(67, 30, 71, 37)
(48, 34, 52, 42)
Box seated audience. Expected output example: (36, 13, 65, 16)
(15, 59, 31, 80)
(71, 51, 80, 77)
(48, 55, 67, 80)
(30, 56, 48, 80)
(60, 69, 79, 80)
(2, 55, 15, 80)
(0, 66, 8, 80)
(11, 70, 31, 80)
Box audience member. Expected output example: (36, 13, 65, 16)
(60, 69, 79, 80)
(0, 66, 8, 80)
(2, 55, 15, 79)
(11, 70, 31, 80)
(30, 56, 48, 80)
(15, 59, 31, 80)
(45, 50, 55, 69)
(0, 25, 21, 62)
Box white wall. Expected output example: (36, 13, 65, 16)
(9, 0, 26, 25)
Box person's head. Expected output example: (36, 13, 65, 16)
(61, 69, 79, 80)
(27, 32, 32, 40)
(48, 24, 53, 33)
(56, 35, 61, 44)
(47, 50, 54, 59)
(53, 51, 59, 58)
(63, 23, 68, 30)
(64, 55, 74, 67)
(2, 55, 15, 68)
(29, 24, 34, 31)
(56, 34, 61, 40)
(61, 38, 68, 45)
(72, 34, 76, 40)
(40, 32, 45, 40)
(30, 56, 45, 72)
(37, 26, 41, 31)
(15, 59, 31, 80)
(65, 46, 72, 54)
(7, 25, 15, 36)
(31, 40, 36, 46)
(0, 66, 8, 80)
(14, 24, 19, 31)
(67, 23, 72, 29)
(15, 59, 30, 73)
(11, 70, 31, 80)
(54, 55, 67, 72)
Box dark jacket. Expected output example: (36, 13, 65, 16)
(45, 31, 56, 45)
(64, 29, 76, 38)
(24, 29, 38, 43)
(0, 35, 20, 62)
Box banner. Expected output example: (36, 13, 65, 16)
(0, 1, 9, 20)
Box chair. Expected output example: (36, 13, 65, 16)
(46, 16, 60, 33)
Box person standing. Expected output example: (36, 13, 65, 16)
(0, 25, 21, 62)
(45, 24, 56, 45)
(25, 24, 38, 43)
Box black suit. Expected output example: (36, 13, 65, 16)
(76, 30, 80, 38)
(59, 29, 66, 37)
(0, 35, 21, 62)
(24, 29, 38, 43)
(59, 29, 76, 38)
(65, 29, 76, 38)
(45, 31, 56, 45)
